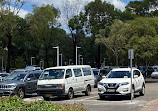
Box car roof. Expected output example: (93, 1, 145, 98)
(46, 65, 91, 70)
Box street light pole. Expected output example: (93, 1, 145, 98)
(53, 46, 59, 66)
(31, 57, 35, 65)
(76, 46, 81, 65)
(81, 57, 83, 65)
(59, 54, 62, 66)
(69, 59, 72, 65)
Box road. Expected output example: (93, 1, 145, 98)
(23, 78, 158, 111)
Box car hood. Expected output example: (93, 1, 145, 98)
(100, 78, 131, 84)
(0, 80, 23, 85)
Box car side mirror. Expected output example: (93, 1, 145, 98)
(102, 76, 106, 79)
(26, 78, 31, 81)
(65, 74, 69, 78)
(134, 75, 138, 78)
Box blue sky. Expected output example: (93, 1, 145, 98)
(20, 0, 138, 17)
(16, 0, 140, 32)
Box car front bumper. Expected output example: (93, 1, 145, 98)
(0, 89, 17, 96)
(37, 88, 66, 97)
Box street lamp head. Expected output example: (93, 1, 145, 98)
(76, 46, 81, 49)
(31, 57, 35, 59)
(53, 46, 59, 49)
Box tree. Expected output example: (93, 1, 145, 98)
(0, 0, 26, 72)
(84, 0, 121, 68)
(26, 5, 55, 67)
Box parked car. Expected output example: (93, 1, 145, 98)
(0, 70, 43, 98)
(98, 68, 145, 100)
(37, 65, 94, 100)
(25, 65, 41, 71)
(10, 69, 27, 74)
(0, 73, 9, 81)
(145, 66, 154, 78)
(92, 68, 99, 88)
(151, 69, 158, 79)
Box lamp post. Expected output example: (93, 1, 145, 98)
(53, 46, 59, 66)
(81, 57, 83, 65)
(31, 57, 35, 65)
(79, 54, 82, 65)
(59, 54, 62, 66)
(76, 46, 81, 65)
(69, 59, 72, 65)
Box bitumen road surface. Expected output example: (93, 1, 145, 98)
(23, 78, 158, 111)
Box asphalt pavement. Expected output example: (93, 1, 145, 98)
(23, 78, 158, 111)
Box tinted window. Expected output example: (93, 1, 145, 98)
(27, 74, 35, 80)
(107, 71, 131, 78)
(4, 73, 27, 81)
(83, 68, 91, 76)
(66, 69, 72, 77)
(73, 69, 82, 77)
(34, 73, 41, 79)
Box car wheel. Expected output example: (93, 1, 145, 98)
(67, 88, 74, 99)
(18, 88, 25, 99)
(139, 85, 145, 96)
(99, 94, 104, 100)
(85, 85, 91, 96)
(43, 96, 50, 101)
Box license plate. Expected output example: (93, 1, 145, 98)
(107, 89, 115, 92)
(45, 94, 51, 97)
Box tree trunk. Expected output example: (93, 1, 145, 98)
(45, 47, 49, 68)
(73, 37, 76, 65)
(115, 52, 118, 67)
(97, 45, 101, 69)
(6, 34, 12, 73)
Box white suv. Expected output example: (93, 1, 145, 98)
(98, 68, 145, 99)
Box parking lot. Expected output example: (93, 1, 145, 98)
(23, 78, 158, 111)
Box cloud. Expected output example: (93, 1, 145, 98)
(18, 8, 30, 18)
(27, 0, 126, 11)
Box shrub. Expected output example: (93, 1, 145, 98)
(0, 96, 87, 111)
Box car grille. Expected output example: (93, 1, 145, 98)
(38, 85, 57, 88)
(104, 83, 119, 88)
(0, 85, 9, 89)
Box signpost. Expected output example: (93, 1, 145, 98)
(128, 49, 134, 103)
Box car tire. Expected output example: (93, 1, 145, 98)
(99, 94, 104, 100)
(18, 88, 25, 99)
(43, 96, 50, 101)
(85, 85, 91, 96)
(139, 85, 145, 96)
(67, 88, 74, 99)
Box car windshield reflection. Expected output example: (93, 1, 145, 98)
(4, 73, 27, 81)
(107, 71, 131, 78)
(39, 69, 65, 80)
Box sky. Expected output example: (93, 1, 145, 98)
(16, 0, 138, 32)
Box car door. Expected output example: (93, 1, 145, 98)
(73, 68, 84, 92)
(65, 69, 75, 91)
(25, 74, 37, 93)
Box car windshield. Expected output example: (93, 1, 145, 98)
(39, 69, 65, 80)
(107, 71, 131, 78)
(93, 70, 99, 75)
(4, 73, 27, 81)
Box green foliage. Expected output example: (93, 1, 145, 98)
(0, 96, 87, 111)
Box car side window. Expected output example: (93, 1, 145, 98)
(73, 69, 82, 77)
(133, 70, 140, 77)
(27, 74, 35, 80)
(34, 73, 41, 79)
(83, 68, 91, 76)
(66, 69, 72, 78)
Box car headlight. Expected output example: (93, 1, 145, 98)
(56, 84, 65, 88)
(8, 85, 16, 89)
(98, 82, 104, 86)
(120, 82, 129, 86)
